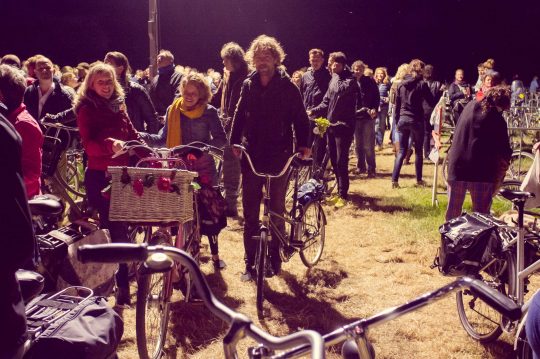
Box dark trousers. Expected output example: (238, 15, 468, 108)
(85, 169, 129, 289)
(391, 122, 424, 183)
(241, 168, 287, 268)
(328, 129, 354, 199)
(222, 145, 241, 209)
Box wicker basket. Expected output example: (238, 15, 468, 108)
(108, 166, 197, 224)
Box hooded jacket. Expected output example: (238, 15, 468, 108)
(395, 75, 435, 126)
(230, 68, 309, 174)
(311, 68, 359, 128)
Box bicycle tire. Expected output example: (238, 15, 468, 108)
(506, 151, 534, 182)
(55, 159, 86, 198)
(177, 219, 201, 302)
(441, 154, 449, 187)
(456, 250, 515, 343)
(136, 232, 172, 359)
(128, 225, 152, 280)
(285, 166, 312, 211)
(299, 201, 326, 267)
(256, 230, 268, 315)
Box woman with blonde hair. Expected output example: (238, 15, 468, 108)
(76, 62, 142, 308)
(374, 67, 390, 150)
(141, 72, 227, 269)
(389, 63, 410, 152)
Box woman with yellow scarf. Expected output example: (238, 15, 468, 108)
(141, 72, 227, 268)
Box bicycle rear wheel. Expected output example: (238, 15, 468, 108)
(136, 232, 172, 359)
(456, 250, 515, 343)
(299, 201, 326, 267)
(506, 151, 534, 182)
(255, 231, 268, 315)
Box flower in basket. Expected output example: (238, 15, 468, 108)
(133, 178, 144, 196)
(157, 177, 171, 192)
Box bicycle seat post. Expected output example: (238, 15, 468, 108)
(515, 198, 527, 305)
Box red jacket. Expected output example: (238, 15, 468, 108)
(7, 104, 43, 198)
(77, 102, 140, 171)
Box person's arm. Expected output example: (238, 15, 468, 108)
(42, 107, 76, 125)
(289, 85, 310, 154)
(206, 106, 227, 148)
(16, 121, 43, 198)
(139, 107, 168, 147)
(229, 82, 249, 146)
(423, 81, 437, 107)
(136, 87, 161, 134)
(309, 86, 330, 117)
(448, 83, 465, 102)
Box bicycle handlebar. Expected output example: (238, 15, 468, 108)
(273, 276, 521, 358)
(232, 144, 311, 179)
(112, 140, 223, 160)
(40, 121, 79, 132)
(77, 243, 325, 359)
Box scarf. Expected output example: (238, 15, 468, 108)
(166, 97, 205, 148)
(158, 64, 175, 75)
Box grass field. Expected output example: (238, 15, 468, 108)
(115, 145, 522, 359)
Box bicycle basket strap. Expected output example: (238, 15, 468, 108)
(433, 212, 502, 276)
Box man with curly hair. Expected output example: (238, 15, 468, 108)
(230, 35, 310, 280)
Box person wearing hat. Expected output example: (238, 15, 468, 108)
(309, 52, 358, 208)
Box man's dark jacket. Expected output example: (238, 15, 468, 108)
(311, 68, 359, 129)
(124, 80, 160, 133)
(221, 67, 248, 133)
(356, 75, 380, 120)
(149, 66, 183, 116)
(230, 68, 309, 174)
(0, 104, 35, 356)
(448, 100, 512, 183)
(300, 67, 332, 111)
(23, 78, 73, 121)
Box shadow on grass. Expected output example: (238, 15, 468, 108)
(348, 193, 411, 214)
(168, 269, 244, 355)
(261, 268, 357, 335)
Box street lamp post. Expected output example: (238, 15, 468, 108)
(148, 0, 160, 78)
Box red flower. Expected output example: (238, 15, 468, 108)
(133, 179, 144, 196)
(157, 177, 171, 192)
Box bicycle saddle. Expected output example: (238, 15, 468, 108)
(498, 188, 535, 202)
(28, 194, 64, 216)
(15, 269, 45, 304)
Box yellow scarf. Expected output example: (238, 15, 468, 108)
(166, 97, 205, 148)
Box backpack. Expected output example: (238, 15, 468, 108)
(432, 212, 503, 276)
(25, 296, 123, 359)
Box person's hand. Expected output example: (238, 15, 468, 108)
(111, 139, 125, 153)
(298, 146, 311, 159)
(307, 109, 313, 117)
(369, 109, 377, 119)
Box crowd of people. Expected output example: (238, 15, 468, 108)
(1, 34, 540, 358)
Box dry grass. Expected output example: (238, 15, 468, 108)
(115, 145, 520, 359)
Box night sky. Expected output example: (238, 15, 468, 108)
(2, 0, 539, 83)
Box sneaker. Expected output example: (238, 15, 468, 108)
(391, 181, 400, 189)
(240, 266, 255, 282)
(367, 172, 376, 179)
(334, 196, 347, 208)
(415, 180, 428, 187)
(225, 208, 238, 218)
(354, 168, 367, 176)
(212, 258, 227, 270)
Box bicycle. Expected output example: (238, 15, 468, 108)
(110, 140, 219, 359)
(455, 188, 540, 358)
(234, 144, 326, 316)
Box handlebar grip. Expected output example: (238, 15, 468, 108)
(77, 243, 148, 263)
(468, 278, 521, 321)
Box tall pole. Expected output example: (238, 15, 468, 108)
(148, 0, 160, 78)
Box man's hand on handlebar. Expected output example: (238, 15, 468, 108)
(298, 146, 311, 159)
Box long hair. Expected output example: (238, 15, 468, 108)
(179, 72, 213, 107)
(480, 85, 510, 114)
(374, 67, 389, 84)
(220, 42, 248, 73)
(245, 35, 286, 69)
(409, 59, 425, 79)
(73, 62, 124, 111)
(104, 51, 132, 84)
(394, 63, 410, 82)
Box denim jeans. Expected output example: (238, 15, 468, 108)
(241, 167, 287, 268)
(375, 106, 389, 146)
(354, 118, 376, 174)
(85, 169, 129, 289)
(391, 121, 424, 183)
(329, 128, 354, 198)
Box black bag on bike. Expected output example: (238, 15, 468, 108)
(24, 296, 123, 359)
(433, 212, 503, 276)
(297, 179, 324, 206)
(198, 184, 227, 236)
(41, 135, 64, 177)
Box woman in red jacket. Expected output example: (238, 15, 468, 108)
(75, 62, 141, 309)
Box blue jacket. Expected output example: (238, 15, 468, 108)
(141, 104, 226, 149)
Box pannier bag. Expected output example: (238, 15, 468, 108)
(25, 296, 123, 359)
(198, 184, 227, 236)
(38, 222, 117, 296)
(432, 212, 503, 276)
(297, 179, 325, 206)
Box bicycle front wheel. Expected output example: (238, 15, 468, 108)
(299, 201, 326, 267)
(456, 250, 515, 343)
(255, 231, 268, 315)
(506, 151, 534, 182)
(136, 233, 172, 359)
